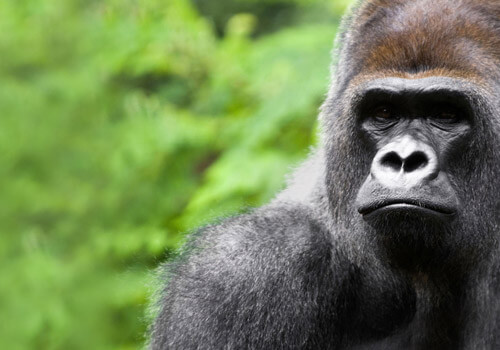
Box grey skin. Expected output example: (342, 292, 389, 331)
(151, 2, 500, 349)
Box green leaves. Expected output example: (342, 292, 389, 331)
(0, 0, 347, 348)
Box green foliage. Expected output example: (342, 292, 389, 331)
(0, 0, 351, 348)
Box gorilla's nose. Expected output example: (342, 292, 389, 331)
(371, 135, 439, 188)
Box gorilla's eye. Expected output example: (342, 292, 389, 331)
(438, 111, 457, 120)
(433, 104, 461, 123)
(373, 105, 394, 120)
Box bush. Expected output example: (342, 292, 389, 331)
(0, 0, 350, 348)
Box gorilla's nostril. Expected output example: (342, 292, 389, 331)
(403, 151, 428, 172)
(380, 152, 403, 171)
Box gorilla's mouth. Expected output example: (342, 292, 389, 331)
(358, 199, 456, 216)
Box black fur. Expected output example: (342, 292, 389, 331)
(151, 0, 500, 348)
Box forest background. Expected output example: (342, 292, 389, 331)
(1, 0, 353, 348)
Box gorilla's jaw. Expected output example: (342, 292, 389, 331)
(351, 201, 494, 275)
(364, 211, 453, 270)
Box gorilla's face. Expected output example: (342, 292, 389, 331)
(325, 75, 498, 269)
(350, 77, 480, 267)
(354, 77, 471, 224)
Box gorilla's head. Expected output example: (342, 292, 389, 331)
(320, 0, 500, 271)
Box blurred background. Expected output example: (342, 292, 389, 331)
(0, 0, 354, 348)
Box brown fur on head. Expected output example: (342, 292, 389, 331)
(341, 0, 500, 82)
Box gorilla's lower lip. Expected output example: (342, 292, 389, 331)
(358, 199, 455, 216)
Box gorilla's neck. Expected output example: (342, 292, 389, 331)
(344, 215, 500, 348)
(377, 224, 461, 274)
(343, 229, 498, 349)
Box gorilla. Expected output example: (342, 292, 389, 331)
(151, 0, 500, 348)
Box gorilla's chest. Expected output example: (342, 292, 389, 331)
(341, 273, 465, 349)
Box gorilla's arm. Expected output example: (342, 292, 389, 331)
(151, 205, 354, 349)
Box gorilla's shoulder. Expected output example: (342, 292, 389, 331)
(167, 203, 335, 284)
(153, 204, 347, 349)
(193, 203, 331, 264)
